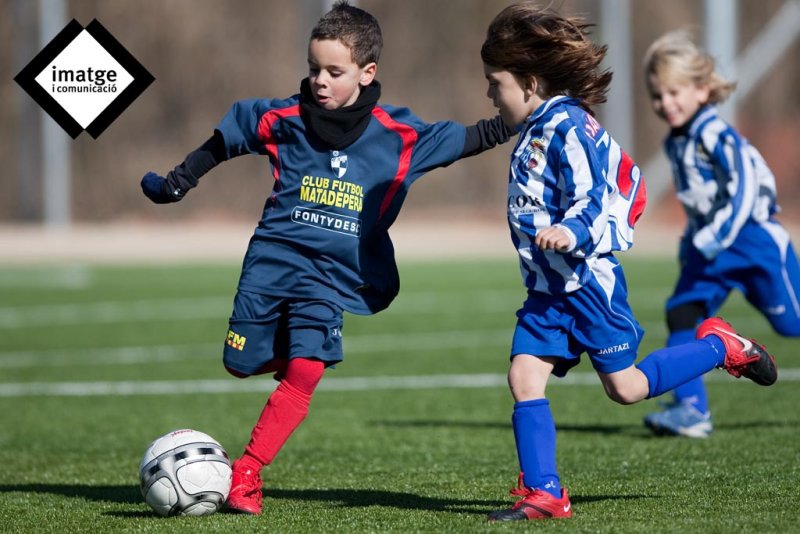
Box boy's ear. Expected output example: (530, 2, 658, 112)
(359, 62, 377, 86)
(697, 83, 711, 104)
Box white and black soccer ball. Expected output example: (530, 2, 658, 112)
(139, 429, 232, 517)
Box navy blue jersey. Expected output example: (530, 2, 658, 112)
(664, 105, 779, 259)
(216, 96, 466, 314)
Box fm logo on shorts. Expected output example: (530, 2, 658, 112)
(226, 329, 246, 351)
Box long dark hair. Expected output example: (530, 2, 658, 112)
(481, 2, 612, 113)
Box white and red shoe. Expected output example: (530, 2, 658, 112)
(697, 317, 777, 386)
(488, 473, 572, 521)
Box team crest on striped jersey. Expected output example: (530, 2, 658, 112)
(330, 151, 348, 178)
(526, 137, 546, 169)
(695, 143, 712, 166)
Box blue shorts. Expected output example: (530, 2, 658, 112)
(222, 290, 344, 377)
(667, 220, 800, 336)
(511, 257, 643, 376)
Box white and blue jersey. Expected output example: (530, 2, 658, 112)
(664, 105, 800, 335)
(507, 96, 646, 295)
(665, 105, 778, 260)
(506, 96, 647, 375)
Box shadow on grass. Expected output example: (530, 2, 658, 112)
(265, 488, 649, 514)
(265, 488, 506, 515)
(372, 419, 642, 435)
(104, 510, 161, 518)
(0, 483, 158, 518)
(0, 483, 650, 516)
(0, 483, 141, 505)
(570, 494, 648, 506)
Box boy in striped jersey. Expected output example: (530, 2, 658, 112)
(642, 31, 800, 438)
(480, 4, 777, 521)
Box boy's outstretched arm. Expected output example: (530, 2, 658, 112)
(460, 115, 515, 158)
(142, 132, 227, 203)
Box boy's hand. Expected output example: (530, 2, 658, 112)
(141, 172, 182, 204)
(534, 226, 572, 252)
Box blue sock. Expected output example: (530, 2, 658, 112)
(636, 336, 725, 399)
(668, 330, 710, 414)
(513, 399, 561, 498)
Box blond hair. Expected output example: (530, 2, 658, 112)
(643, 30, 736, 104)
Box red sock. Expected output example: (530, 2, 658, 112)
(237, 358, 325, 471)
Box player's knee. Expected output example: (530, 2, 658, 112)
(224, 365, 250, 379)
(507, 369, 545, 401)
(604, 389, 637, 405)
(602, 381, 644, 405)
(507, 354, 552, 401)
(666, 302, 705, 332)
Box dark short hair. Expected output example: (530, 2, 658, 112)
(310, 0, 382, 66)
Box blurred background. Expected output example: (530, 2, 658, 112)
(1, 0, 798, 249)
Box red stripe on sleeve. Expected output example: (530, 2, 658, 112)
(257, 105, 300, 181)
(371, 107, 418, 219)
(615, 148, 647, 227)
(616, 149, 635, 198)
(629, 177, 647, 227)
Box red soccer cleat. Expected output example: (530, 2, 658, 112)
(226, 461, 263, 515)
(697, 317, 777, 386)
(488, 473, 572, 521)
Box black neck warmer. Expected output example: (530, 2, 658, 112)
(299, 77, 381, 150)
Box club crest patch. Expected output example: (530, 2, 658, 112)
(695, 143, 712, 166)
(526, 137, 546, 169)
(331, 151, 348, 178)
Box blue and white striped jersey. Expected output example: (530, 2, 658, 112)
(665, 105, 779, 260)
(507, 96, 646, 295)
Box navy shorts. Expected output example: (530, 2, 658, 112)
(511, 256, 644, 376)
(667, 220, 800, 336)
(222, 290, 344, 377)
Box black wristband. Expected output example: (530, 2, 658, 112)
(165, 132, 226, 198)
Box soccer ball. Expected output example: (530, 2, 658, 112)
(139, 429, 232, 517)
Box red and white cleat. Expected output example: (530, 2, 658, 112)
(697, 317, 777, 386)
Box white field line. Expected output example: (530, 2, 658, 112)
(0, 287, 677, 329)
(1, 317, 781, 369)
(0, 329, 514, 369)
(2, 369, 800, 397)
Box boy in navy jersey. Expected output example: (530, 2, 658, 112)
(641, 31, 800, 438)
(480, 4, 777, 521)
(142, 1, 512, 515)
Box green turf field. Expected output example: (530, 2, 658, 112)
(0, 258, 797, 532)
